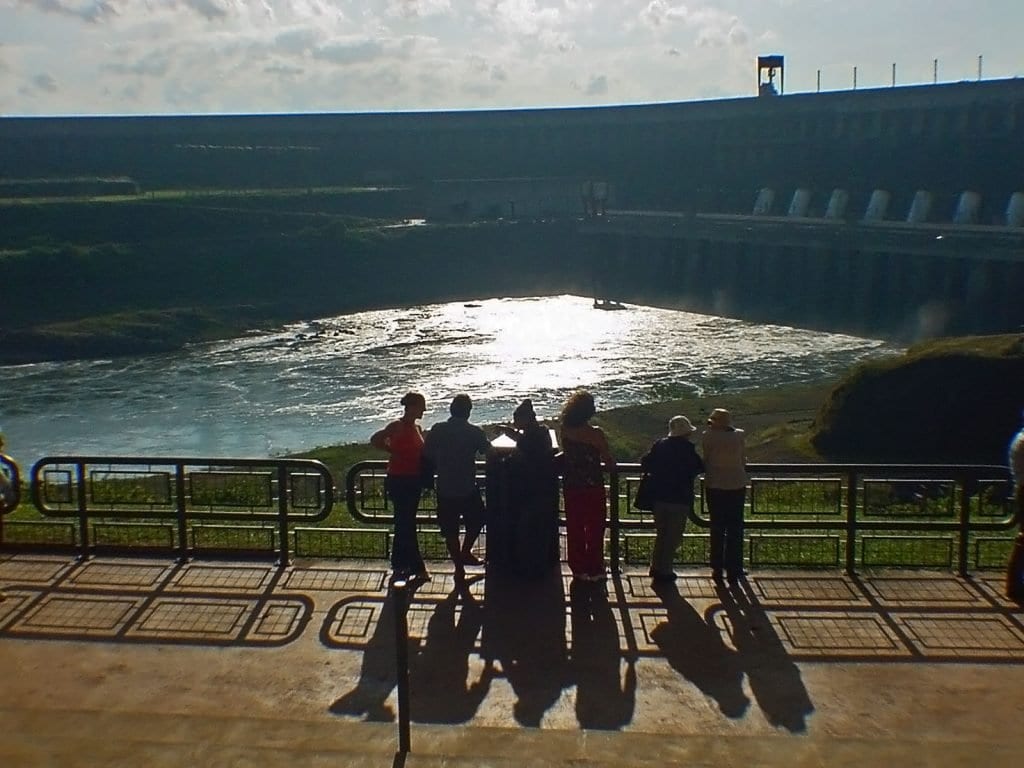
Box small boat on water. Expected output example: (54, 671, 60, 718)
(593, 298, 627, 310)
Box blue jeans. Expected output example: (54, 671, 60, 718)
(386, 474, 425, 574)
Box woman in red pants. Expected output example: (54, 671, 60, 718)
(558, 390, 614, 582)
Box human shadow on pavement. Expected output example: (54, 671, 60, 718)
(408, 576, 491, 723)
(716, 580, 815, 733)
(480, 569, 569, 727)
(569, 578, 636, 729)
(329, 585, 417, 722)
(650, 581, 750, 719)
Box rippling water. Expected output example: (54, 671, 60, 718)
(0, 295, 898, 465)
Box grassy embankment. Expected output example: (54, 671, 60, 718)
(295, 333, 1024, 477)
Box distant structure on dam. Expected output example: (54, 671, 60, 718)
(2, 69, 1022, 337)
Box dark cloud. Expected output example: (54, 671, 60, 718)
(264, 63, 305, 77)
(274, 28, 320, 56)
(18, 72, 59, 96)
(180, 0, 232, 21)
(20, 0, 119, 23)
(584, 74, 607, 96)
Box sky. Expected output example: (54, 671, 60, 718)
(2, 1, 1022, 116)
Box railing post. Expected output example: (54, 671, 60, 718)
(175, 463, 189, 563)
(608, 470, 620, 573)
(845, 468, 858, 575)
(957, 471, 971, 576)
(392, 579, 412, 754)
(276, 463, 290, 568)
(75, 460, 89, 560)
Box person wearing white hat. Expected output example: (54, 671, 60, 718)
(640, 415, 704, 582)
(702, 408, 748, 585)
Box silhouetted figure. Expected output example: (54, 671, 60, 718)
(371, 391, 429, 582)
(569, 578, 636, 729)
(649, 581, 749, 718)
(559, 390, 614, 582)
(423, 394, 490, 581)
(505, 399, 560, 579)
(480, 571, 569, 726)
(409, 581, 490, 723)
(719, 581, 814, 732)
(330, 592, 406, 721)
(640, 415, 704, 582)
(702, 408, 748, 585)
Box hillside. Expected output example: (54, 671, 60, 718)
(810, 334, 1024, 464)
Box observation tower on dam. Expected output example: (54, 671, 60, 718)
(2, 57, 1022, 338)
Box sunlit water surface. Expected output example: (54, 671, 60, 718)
(0, 296, 899, 465)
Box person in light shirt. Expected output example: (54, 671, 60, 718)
(701, 408, 748, 585)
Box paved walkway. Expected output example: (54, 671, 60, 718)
(1, 553, 1023, 766)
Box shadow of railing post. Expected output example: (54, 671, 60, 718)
(392, 578, 412, 754)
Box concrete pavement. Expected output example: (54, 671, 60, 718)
(1, 553, 1023, 766)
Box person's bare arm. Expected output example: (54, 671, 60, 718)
(370, 421, 398, 452)
(593, 426, 615, 469)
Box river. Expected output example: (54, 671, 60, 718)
(0, 295, 899, 466)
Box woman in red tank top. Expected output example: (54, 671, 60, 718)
(371, 392, 429, 581)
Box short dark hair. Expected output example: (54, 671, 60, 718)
(450, 393, 472, 418)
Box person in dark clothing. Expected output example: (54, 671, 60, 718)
(506, 399, 560, 578)
(641, 415, 705, 582)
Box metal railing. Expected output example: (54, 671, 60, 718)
(2, 455, 1015, 575)
(15, 455, 334, 565)
(346, 459, 1018, 575)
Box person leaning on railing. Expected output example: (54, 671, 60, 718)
(371, 392, 430, 584)
(701, 408, 748, 586)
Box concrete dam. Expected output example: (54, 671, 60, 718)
(2, 76, 1022, 338)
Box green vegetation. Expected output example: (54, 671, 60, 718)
(0, 189, 584, 365)
(812, 333, 1024, 464)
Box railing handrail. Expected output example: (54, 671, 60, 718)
(24, 455, 334, 565)
(345, 457, 1018, 575)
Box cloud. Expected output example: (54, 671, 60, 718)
(640, 0, 689, 29)
(583, 73, 606, 95)
(19, 71, 59, 94)
(179, 0, 236, 20)
(313, 39, 385, 66)
(102, 49, 172, 78)
(17, 0, 120, 23)
(264, 62, 304, 76)
(273, 26, 322, 55)
(385, 0, 451, 18)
